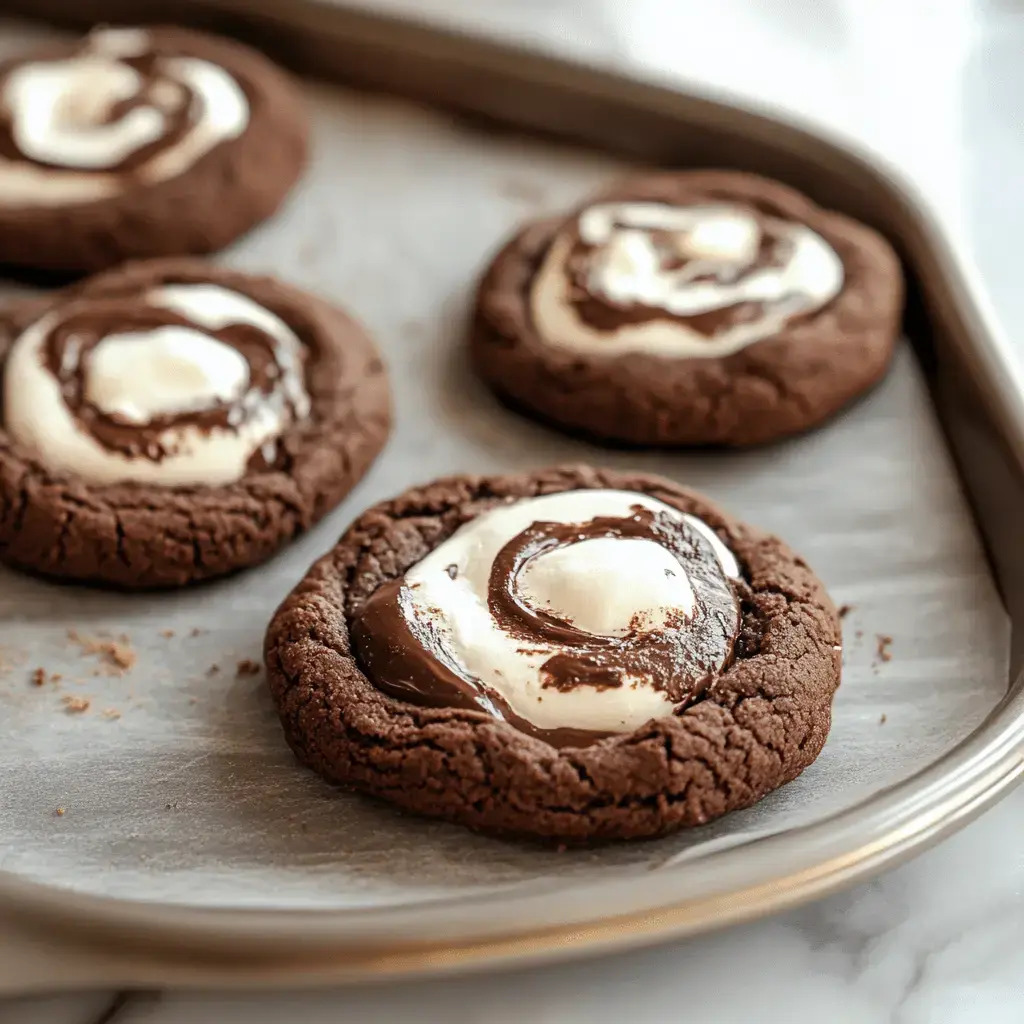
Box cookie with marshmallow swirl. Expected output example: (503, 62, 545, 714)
(472, 171, 903, 447)
(0, 25, 307, 273)
(0, 259, 391, 587)
(266, 466, 841, 842)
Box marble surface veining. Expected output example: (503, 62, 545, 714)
(6, 0, 1024, 1021)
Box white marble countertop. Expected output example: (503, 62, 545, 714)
(7, 1, 1024, 1021)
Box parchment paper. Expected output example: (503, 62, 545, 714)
(0, 25, 1010, 910)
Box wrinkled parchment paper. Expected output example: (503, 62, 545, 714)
(0, 27, 1009, 910)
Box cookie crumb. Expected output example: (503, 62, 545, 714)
(236, 658, 261, 676)
(879, 713, 887, 725)
(51, 672, 62, 683)
(62, 695, 91, 713)
(206, 664, 220, 676)
(159, 629, 175, 639)
(876, 635, 893, 663)
(102, 708, 122, 721)
(31, 667, 46, 687)
(838, 604, 853, 618)
(54, 807, 65, 817)
(107, 642, 136, 670)
(68, 632, 137, 674)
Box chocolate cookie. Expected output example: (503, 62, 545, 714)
(0, 258, 391, 588)
(471, 170, 903, 447)
(0, 25, 308, 273)
(265, 465, 841, 842)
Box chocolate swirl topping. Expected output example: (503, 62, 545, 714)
(0, 46, 195, 175)
(351, 502, 740, 748)
(530, 201, 845, 359)
(0, 28, 249, 206)
(3, 281, 311, 487)
(568, 207, 786, 338)
(42, 297, 303, 466)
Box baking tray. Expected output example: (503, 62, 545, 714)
(1, 0, 1024, 994)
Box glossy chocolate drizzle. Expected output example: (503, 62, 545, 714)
(566, 206, 796, 339)
(40, 293, 306, 468)
(351, 505, 740, 747)
(0, 44, 197, 173)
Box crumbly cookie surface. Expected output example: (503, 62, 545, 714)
(266, 465, 841, 842)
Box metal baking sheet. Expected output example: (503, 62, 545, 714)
(0, 3, 1023, 990)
